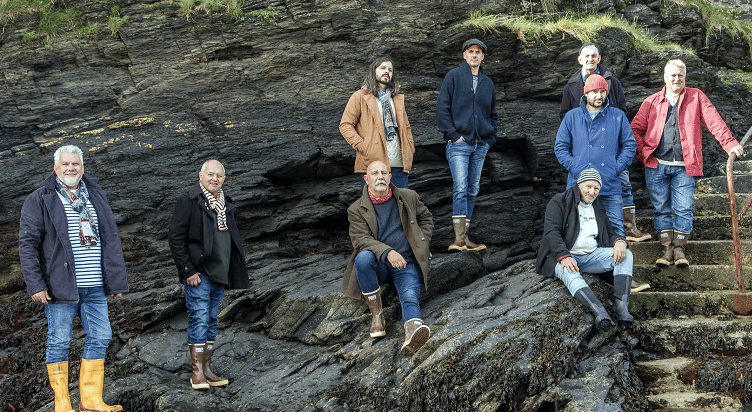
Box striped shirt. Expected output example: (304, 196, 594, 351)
(57, 192, 104, 288)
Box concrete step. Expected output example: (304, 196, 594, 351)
(632, 264, 752, 292)
(637, 317, 752, 357)
(630, 291, 740, 319)
(629, 240, 752, 266)
(692, 193, 752, 216)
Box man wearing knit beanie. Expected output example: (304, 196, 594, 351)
(555, 72, 637, 276)
(536, 168, 634, 332)
(559, 43, 651, 250)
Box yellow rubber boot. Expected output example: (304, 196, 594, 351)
(46, 361, 75, 412)
(78, 358, 123, 412)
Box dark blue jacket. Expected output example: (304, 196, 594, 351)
(168, 184, 249, 290)
(19, 174, 129, 303)
(436, 61, 498, 145)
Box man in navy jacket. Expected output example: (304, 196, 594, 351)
(19, 145, 128, 412)
(436, 38, 498, 253)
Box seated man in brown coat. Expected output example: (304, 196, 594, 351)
(342, 160, 433, 356)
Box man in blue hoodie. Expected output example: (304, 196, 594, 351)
(436, 38, 498, 253)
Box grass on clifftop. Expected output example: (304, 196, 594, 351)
(672, 0, 752, 57)
(458, 12, 689, 53)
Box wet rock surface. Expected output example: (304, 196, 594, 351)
(3, 0, 752, 410)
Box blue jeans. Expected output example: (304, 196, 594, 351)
(598, 194, 625, 238)
(184, 274, 225, 344)
(360, 170, 409, 190)
(354, 251, 423, 324)
(446, 139, 489, 219)
(555, 248, 633, 296)
(620, 169, 634, 207)
(645, 163, 696, 234)
(45, 286, 112, 364)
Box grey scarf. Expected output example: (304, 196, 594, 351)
(377, 89, 398, 141)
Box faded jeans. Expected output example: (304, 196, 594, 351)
(45, 286, 112, 363)
(555, 248, 634, 296)
(184, 274, 225, 344)
(354, 250, 423, 324)
(645, 163, 696, 234)
(446, 139, 489, 219)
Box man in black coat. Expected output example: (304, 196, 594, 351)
(168, 159, 249, 389)
(536, 168, 634, 331)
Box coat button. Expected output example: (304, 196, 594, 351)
(64, 262, 68, 267)
(411, 220, 415, 224)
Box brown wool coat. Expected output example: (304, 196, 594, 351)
(339, 87, 415, 173)
(342, 184, 433, 299)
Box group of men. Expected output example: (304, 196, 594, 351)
(19, 37, 746, 409)
(20, 148, 248, 409)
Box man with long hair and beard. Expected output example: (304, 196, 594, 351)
(340, 57, 416, 188)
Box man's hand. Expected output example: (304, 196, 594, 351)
(186, 273, 201, 287)
(386, 250, 406, 270)
(110, 293, 123, 298)
(560, 256, 579, 274)
(612, 241, 627, 263)
(31, 290, 51, 304)
(730, 145, 744, 158)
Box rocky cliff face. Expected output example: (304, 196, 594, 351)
(2, 0, 752, 410)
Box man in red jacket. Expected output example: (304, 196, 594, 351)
(631, 59, 743, 268)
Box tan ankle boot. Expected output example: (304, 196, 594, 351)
(46, 361, 75, 412)
(363, 288, 386, 337)
(673, 231, 690, 268)
(656, 229, 674, 267)
(188, 344, 210, 390)
(204, 341, 229, 387)
(78, 358, 123, 412)
(400, 318, 430, 357)
(448, 216, 466, 252)
(623, 207, 651, 242)
(463, 219, 486, 251)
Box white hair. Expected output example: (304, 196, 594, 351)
(54, 145, 84, 166)
(200, 159, 226, 175)
(665, 59, 687, 74)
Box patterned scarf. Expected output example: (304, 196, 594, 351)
(377, 90, 398, 141)
(200, 182, 228, 231)
(368, 187, 393, 204)
(55, 177, 99, 247)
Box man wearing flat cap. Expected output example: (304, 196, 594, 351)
(436, 38, 498, 253)
(555, 73, 636, 248)
(536, 168, 634, 332)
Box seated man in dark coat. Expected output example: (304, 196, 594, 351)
(536, 168, 634, 331)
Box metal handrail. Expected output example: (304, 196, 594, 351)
(726, 125, 752, 297)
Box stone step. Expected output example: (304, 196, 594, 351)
(629, 291, 752, 318)
(632, 264, 752, 292)
(637, 317, 752, 357)
(644, 391, 742, 412)
(718, 160, 752, 175)
(697, 175, 752, 195)
(691, 193, 752, 216)
(629, 240, 752, 266)
(634, 215, 752, 241)
(635, 357, 695, 393)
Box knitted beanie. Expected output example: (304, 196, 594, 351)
(577, 168, 602, 186)
(583, 74, 609, 94)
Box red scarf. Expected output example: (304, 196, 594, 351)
(368, 187, 392, 204)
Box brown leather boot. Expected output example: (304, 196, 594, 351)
(46, 361, 75, 412)
(623, 207, 651, 242)
(204, 341, 229, 387)
(78, 358, 123, 412)
(447, 216, 466, 252)
(363, 288, 386, 338)
(188, 344, 210, 390)
(656, 229, 674, 267)
(673, 231, 690, 268)
(400, 318, 430, 357)
(463, 219, 486, 251)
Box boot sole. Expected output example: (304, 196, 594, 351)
(191, 381, 210, 390)
(400, 325, 430, 357)
(464, 245, 487, 251)
(626, 234, 652, 242)
(675, 259, 689, 268)
(370, 330, 386, 338)
(656, 259, 673, 267)
(631, 284, 651, 293)
(447, 245, 466, 252)
(207, 379, 229, 387)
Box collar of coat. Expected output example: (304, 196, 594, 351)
(42, 172, 98, 191)
(188, 183, 235, 209)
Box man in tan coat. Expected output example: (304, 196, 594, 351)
(343, 160, 433, 356)
(340, 57, 415, 188)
